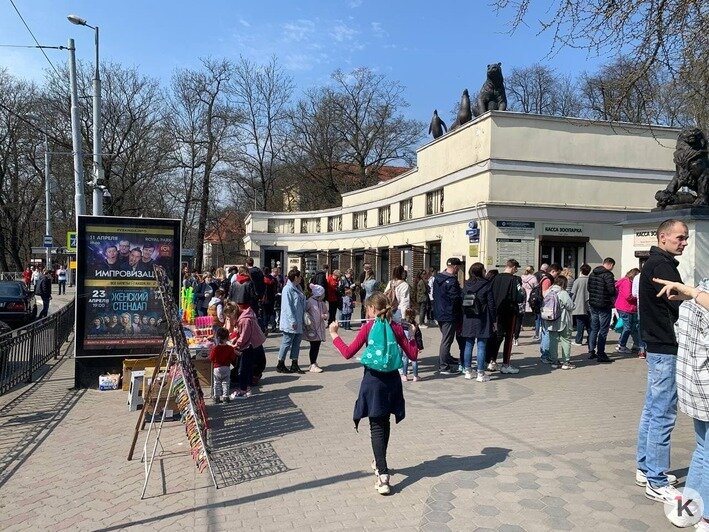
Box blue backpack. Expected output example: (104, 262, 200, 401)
(361, 318, 403, 372)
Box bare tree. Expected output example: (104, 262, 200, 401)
(494, 0, 708, 125)
(506, 63, 584, 116)
(227, 56, 294, 211)
(0, 70, 45, 270)
(168, 58, 236, 271)
(329, 68, 423, 189)
(287, 87, 348, 209)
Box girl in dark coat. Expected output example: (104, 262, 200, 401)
(329, 292, 418, 496)
(461, 262, 496, 382)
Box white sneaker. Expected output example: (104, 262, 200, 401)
(513, 338, 519, 346)
(309, 364, 323, 373)
(615, 345, 632, 354)
(464, 370, 473, 380)
(572, 342, 584, 347)
(487, 361, 498, 372)
(476, 372, 490, 382)
(635, 469, 678, 486)
(645, 483, 682, 503)
(375, 473, 391, 495)
(419, 324, 428, 329)
(500, 364, 520, 374)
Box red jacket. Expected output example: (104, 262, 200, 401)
(209, 344, 236, 368)
(326, 275, 339, 303)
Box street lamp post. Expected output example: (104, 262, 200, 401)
(68, 14, 104, 216)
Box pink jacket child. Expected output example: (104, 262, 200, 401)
(230, 306, 266, 397)
(614, 277, 637, 314)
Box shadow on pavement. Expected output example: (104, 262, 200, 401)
(0, 356, 85, 489)
(394, 447, 512, 493)
(207, 384, 321, 489)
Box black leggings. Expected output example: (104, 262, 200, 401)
(309, 340, 321, 365)
(369, 415, 391, 474)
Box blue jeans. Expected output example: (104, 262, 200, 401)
(400, 356, 419, 377)
(636, 353, 678, 487)
(539, 325, 550, 359)
(618, 310, 640, 349)
(535, 315, 542, 337)
(463, 337, 487, 371)
(574, 314, 590, 344)
(278, 332, 302, 361)
(588, 308, 611, 355)
(686, 418, 709, 519)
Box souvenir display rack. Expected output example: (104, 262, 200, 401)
(139, 266, 217, 499)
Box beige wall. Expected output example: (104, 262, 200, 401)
(490, 113, 677, 170)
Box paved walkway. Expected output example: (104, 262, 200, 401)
(0, 325, 696, 531)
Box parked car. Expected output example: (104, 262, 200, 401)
(0, 281, 37, 327)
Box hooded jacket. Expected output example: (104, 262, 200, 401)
(432, 271, 462, 322)
(639, 246, 683, 355)
(587, 266, 616, 310)
(233, 307, 266, 352)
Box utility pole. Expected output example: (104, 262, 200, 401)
(68, 37, 86, 223)
(91, 25, 104, 216)
(44, 133, 52, 269)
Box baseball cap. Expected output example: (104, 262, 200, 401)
(446, 257, 463, 266)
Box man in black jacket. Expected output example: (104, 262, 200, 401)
(587, 257, 617, 363)
(433, 257, 463, 374)
(636, 219, 688, 504)
(36, 269, 53, 318)
(489, 259, 523, 374)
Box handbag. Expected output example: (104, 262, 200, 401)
(360, 318, 403, 372)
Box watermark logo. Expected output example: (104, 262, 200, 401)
(664, 487, 703, 528)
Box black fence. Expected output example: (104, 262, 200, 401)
(0, 300, 75, 395)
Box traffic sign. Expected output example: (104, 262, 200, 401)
(67, 231, 77, 252)
(43, 235, 53, 248)
(466, 228, 480, 236)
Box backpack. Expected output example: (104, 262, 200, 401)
(361, 318, 403, 372)
(385, 281, 400, 312)
(529, 273, 551, 314)
(540, 289, 561, 321)
(462, 289, 484, 318)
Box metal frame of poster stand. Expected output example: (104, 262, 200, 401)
(139, 266, 217, 499)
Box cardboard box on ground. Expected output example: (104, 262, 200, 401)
(122, 356, 213, 397)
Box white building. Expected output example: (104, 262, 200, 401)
(245, 111, 678, 282)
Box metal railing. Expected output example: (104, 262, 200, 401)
(0, 300, 75, 395)
(0, 272, 23, 281)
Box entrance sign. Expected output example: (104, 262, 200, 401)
(634, 229, 657, 247)
(75, 215, 181, 358)
(541, 223, 584, 236)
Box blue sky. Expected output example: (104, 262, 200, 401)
(0, 1, 612, 123)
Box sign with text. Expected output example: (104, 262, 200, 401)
(67, 231, 77, 252)
(496, 221, 535, 239)
(43, 235, 53, 248)
(634, 229, 657, 248)
(75, 216, 181, 358)
(541, 223, 584, 236)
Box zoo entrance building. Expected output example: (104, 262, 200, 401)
(244, 111, 678, 284)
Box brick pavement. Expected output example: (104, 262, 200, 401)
(0, 325, 696, 531)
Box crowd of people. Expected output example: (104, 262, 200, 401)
(192, 217, 709, 512)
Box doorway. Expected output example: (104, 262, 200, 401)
(263, 249, 284, 270)
(539, 241, 587, 277)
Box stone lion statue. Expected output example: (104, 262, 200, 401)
(472, 63, 507, 116)
(655, 127, 709, 209)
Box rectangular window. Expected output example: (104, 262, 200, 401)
(300, 218, 321, 234)
(353, 210, 367, 230)
(426, 188, 444, 215)
(268, 219, 295, 234)
(327, 215, 342, 232)
(399, 199, 413, 221)
(378, 206, 390, 226)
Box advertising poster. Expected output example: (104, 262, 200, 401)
(75, 216, 181, 358)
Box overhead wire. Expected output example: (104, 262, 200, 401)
(7, 0, 62, 77)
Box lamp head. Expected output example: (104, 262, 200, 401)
(67, 14, 87, 26)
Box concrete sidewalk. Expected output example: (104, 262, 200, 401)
(0, 325, 695, 531)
